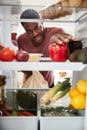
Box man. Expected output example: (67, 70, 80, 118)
(17, 9, 73, 88)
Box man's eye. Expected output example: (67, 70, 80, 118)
(35, 25, 39, 30)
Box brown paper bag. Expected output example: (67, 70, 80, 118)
(22, 71, 49, 88)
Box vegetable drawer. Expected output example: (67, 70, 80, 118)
(40, 116, 85, 130)
(0, 117, 38, 130)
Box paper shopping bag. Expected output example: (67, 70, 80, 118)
(22, 71, 49, 88)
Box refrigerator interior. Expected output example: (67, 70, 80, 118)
(0, 0, 87, 130)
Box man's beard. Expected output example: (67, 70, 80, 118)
(31, 31, 45, 47)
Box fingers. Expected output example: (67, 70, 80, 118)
(50, 36, 62, 44)
(60, 33, 73, 43)
(50, 33, 73, 44)
(63, 33, 73, 40)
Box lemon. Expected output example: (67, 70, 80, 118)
(69, 87, 81, 98)
(77, 80, 87, 94)
(71, 94, 86, 110)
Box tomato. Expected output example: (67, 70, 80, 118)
(0, 47, 16, 61)
(48, 43, 68, 62)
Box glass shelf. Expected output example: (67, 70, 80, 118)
(0, 4, 87, 22)
(0, 61, 85, 71)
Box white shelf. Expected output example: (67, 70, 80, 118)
(0, 61, 85, 71)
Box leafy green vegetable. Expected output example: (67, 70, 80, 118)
(16, 90, 37, 112)
(40, 78, 71, 104)
(50, 87, 70, 103)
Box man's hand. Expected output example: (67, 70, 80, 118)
(50, 33, 73, 44)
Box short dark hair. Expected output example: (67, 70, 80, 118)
(20, 9, 40, 19)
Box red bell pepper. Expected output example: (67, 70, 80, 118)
(48, 43, 68, 62)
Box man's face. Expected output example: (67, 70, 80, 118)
(23, 22, 45, 47)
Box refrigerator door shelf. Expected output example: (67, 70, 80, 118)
(40, 116, 84, 130)
(0, 116, 38, 130)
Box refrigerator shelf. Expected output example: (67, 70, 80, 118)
(0, 61, 85, 71)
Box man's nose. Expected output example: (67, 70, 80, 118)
(32, 30, 38, 36)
